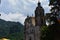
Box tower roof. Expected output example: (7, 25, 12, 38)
(37, 0, 41, 6)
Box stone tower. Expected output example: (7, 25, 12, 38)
(34, 1, 45, 40)
(35, 1, 45, 26)
(24, 0, 45, 40)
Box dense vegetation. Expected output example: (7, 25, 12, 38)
(41, 0, 60, 39)
(41, 16, 60, 40)
(0, 19, 24, 40)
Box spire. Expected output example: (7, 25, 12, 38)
(37, 0, 41, 6)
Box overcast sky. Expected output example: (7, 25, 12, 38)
(0, 0, 51, 24)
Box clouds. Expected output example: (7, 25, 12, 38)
(8, 0, 17, 6)
(40, 0, 51, 13)
(0, 0, 50, 24)
(0, 12, 26, 24)
(0, 0, 50, 14)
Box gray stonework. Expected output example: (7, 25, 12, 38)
(34, 26, 41, 40)
(24, 1, 45, 40)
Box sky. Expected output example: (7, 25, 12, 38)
(0, 0, 51, 24)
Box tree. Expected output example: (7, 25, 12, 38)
(41, 16, 60, 40)
(49, 0, 60, 6)
(41, 25, 48, 40)
(41, 0, 60, 40)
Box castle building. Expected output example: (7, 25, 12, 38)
(24, 1, 45, 40)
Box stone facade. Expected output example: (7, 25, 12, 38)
(24, 17, 35, 40)
(24, 1, 45, 40)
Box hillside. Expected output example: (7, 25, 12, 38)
(0, 19, 24, 40)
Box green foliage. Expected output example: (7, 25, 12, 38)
(49, 0, 55, 5)
(41, 26, 48, 40)
(7, 32, 23, 40)
(0, 19, 24, 40)
(41, 17, 60, 40)
(41, 26, 48, 32)
(49, 0, 60, 6)
(41, 25, 54, 40)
